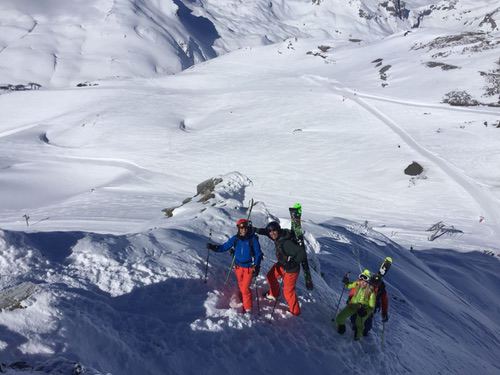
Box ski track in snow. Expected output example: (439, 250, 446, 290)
(0, 110, 80, 139)
(348, 90, 500, 117)
(304, 75, 500, 238)
(0, 121, 47, 139)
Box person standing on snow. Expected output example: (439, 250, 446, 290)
(348, 273, 389, 336)
(255, 221, 313, 316)
(364, 274, 389, 335)
(335, 269, 376, 340)
(207, 218, 262, 313)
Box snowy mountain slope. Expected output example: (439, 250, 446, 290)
(0, 1, 499, 374)
(0, 174, 499, 374)
(1, 31, 498, 250)
(0, 0, 498, 86)
(0, 0, 214, 86)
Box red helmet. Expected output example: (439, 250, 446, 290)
(236, 218, 249, 228)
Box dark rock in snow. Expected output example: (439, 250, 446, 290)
(197, 177, 222, 202)
(424, 61, 460, 70)
(404, 162, 424, 176)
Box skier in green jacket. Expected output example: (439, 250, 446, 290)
(335, 269, 376, 340)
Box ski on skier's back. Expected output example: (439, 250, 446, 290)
(289, 203, 304, 247)
(377, 257, 393, 278)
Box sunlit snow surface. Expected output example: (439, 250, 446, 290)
(0, 0, 499, 374)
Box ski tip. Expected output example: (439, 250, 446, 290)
(291, 202, 302, 214)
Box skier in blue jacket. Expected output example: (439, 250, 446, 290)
(207, 218, 262, 313)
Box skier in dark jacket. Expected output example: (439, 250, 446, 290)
(207, 218, 262, 313)
(255, 221, 313, 316)
(364, 274, 389, 334)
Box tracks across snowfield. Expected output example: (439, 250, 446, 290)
(304, 75, 500, 234)
(345, 90, 500, 117)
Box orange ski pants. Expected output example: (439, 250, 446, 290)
(266, 263, 300, 316)
(234, 266, 254, 312)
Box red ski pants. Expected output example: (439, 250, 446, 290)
(266, 263, 300, 316)
(234, 266, 254, 312)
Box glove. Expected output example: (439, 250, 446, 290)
(382, 313, 389, 322)
(253, 265, 260, 278)
(206, 243, 219, 251)
(342, 275, 350, 284)
(357, 306, 367, 317)
(229, 248, 235, 256)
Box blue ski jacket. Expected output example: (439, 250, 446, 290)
(217, 233, 262, 268)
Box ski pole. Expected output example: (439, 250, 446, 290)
(333, 272, 350, 318)
(270, 277, 284, 320)
(203, 229, 212, 283)
(254, 276, 260, 315)
(224, 253, 236, 285)
(381, 321, 386, 351)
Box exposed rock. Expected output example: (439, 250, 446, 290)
(379, 1, 409, 20)
(478, 9, 499, 31)
(412, 32, 499, 54)
(162, 207, 175, 217)
(359, 9, 373, 20)
(162, 173, 251, 217)
(379, 65, 392, 81)
(197, 177, 223, 202)
(412, 9, 432, 28)
(479, 58, 500, 100)
(424, 61, 460, 70)
(76, 81, 98, 87)
(442, 90, 479, 106)
(404, 161, 424, 176)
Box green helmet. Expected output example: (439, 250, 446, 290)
(359, 269, 371, 281)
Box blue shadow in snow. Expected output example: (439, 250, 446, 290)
(173, 0, 219, 59)
(25, 231, 85, 263)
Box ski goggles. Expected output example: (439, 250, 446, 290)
(359, 273, 370, 281)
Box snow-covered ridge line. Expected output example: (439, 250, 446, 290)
(1, 172, 499, 374)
